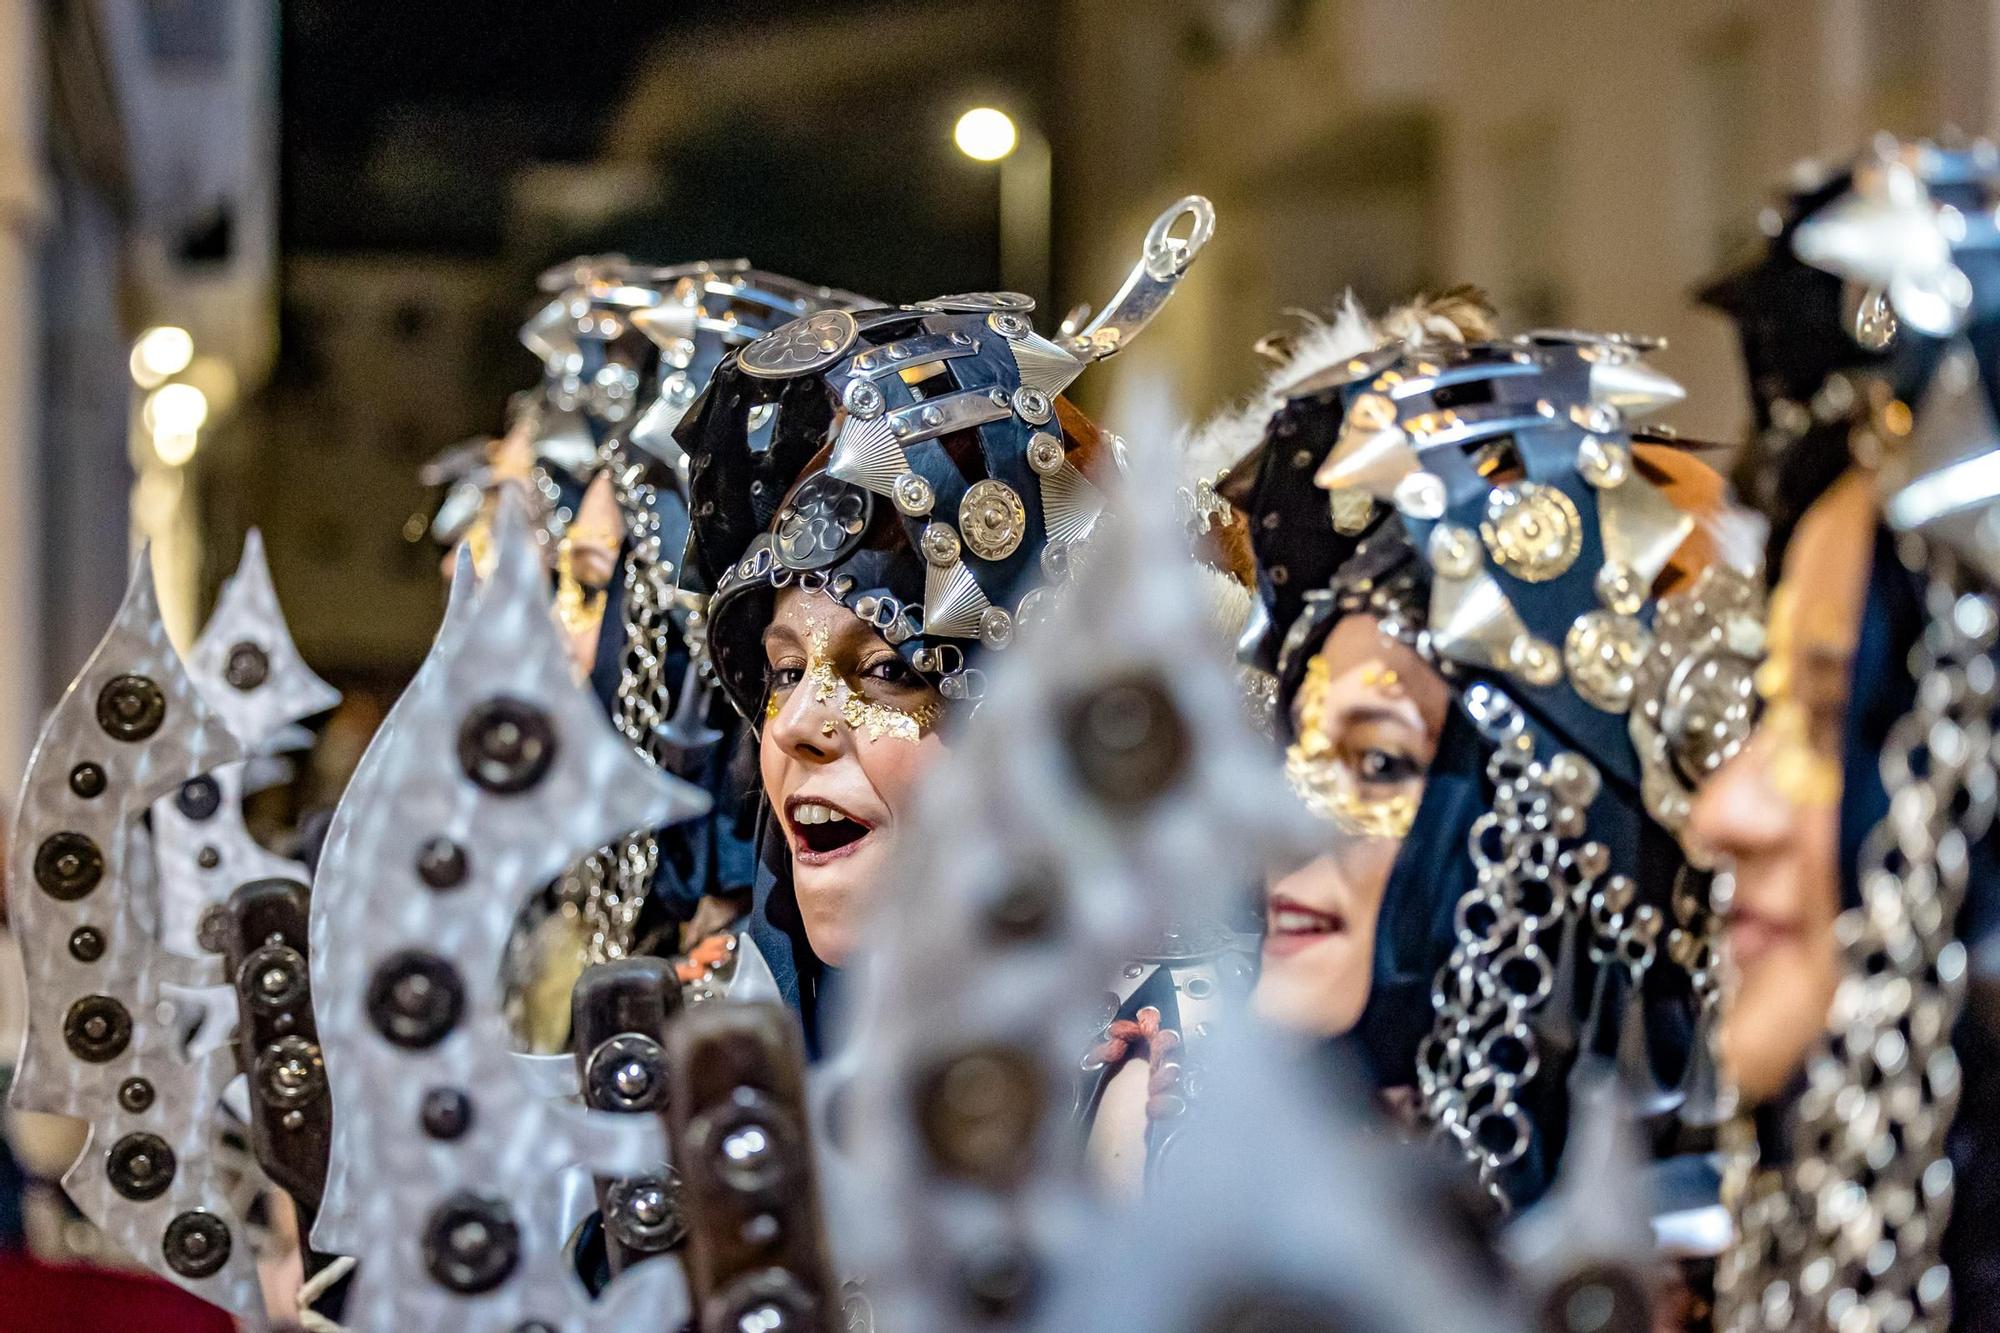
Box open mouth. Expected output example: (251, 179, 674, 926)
(785, 796, 874, 864)
(1263, 894, 1347, 958)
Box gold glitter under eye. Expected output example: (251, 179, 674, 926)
(788, 623, 939, 743)
(1285, 646, 1419, 838)
(1753, 585, 1846, 810)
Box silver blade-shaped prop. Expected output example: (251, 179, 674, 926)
(308, 492, 709, 1327)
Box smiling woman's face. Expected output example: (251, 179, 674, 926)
(759, 587, 948, 966)
(1686, 470, 1873, 1105)
(1253, 614, 1449, 1038)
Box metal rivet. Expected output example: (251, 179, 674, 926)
(68, 926, 105, 963)
(585, 1034, 667, 1113)
(457, 697, 558, 794)
(68, 763, 107, 799)
(605, 1171, 687, 1253)
(36, 831, 104, 901)
(196, 846, 221, 870)
(422, 1192, 520, 1294)
(421, 1087, 473, 1140)
(64, 994, 131, 1062)
(176, 776, 222, 821)
(915, 1045, 1046, 1187)
(1061, 673, 1190, 811)
(241, 942, 309, 1015)
(107, 1132, 176, 1201)
(366, 951, 465, 1049)
(96, 675, 167, 741)
(163, 1211, 232, 1278)
(416, 838, 469, 890)
(256, 1036, 324, 1109)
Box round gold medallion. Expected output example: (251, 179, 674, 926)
(958, 479, 1028, 561)
(1564, 610, 1654, 713)
(1481, 483, 1583, 583)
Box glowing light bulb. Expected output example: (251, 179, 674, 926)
(130, 326, 194, 387)
(953, 107, 1018, 162)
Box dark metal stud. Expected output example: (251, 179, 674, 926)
(68, 926, 105, 963)
(68, 763, 107, 798)
(196, 905, 231, 954)
(421, 1192, 520, 1294)
(915, 1045, 1045, 1187)
(956, 1238, 1041, 1321)
(1541, 1264, 1651, 1333)
(984, 875, 1062, 943)
(96, 674, 167, 741)
(176, 776, 222, 821)
(255, 1036, 324, 1110)
(163, 1210, 232, 1278)
(224, 641, 270, 691)
(240, 942, 309, 1014)
(35, 832, 104, 901)
(456, 697, 558, 794)
(106, 1132, 176, 1201)
(584, 1033, 668, 1113)
(420, 1087, 473, 1140)
(196, 846, 221, 870)
(366, 951, 465, 1049)
(604, 1171, 687, 1253)
(416, 837, 469, 890)
(118, 1077, 155, 1113)
(1060, 672, 1190, 811)
(64, 994, 132, 1062)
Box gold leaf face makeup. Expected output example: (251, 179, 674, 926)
(1752, 583, 1852, 810)
(764, 606, 940, 744)
(1284, 648, 1424, 840)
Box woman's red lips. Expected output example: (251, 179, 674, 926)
(785, 795, 874, 865)
(1263, 894, 1348, 958)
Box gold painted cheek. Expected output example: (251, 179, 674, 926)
(1283, 746, 1419, 839)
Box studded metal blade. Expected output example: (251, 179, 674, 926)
(157, 530, 337, 962)
(310, 545, 481, 1256)
(827, 426, 1313, 1330)
(5, 550, 268, 1319)
(309, 492, 708, 1327)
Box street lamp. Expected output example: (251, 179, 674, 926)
(953, 104, 1050, 310)
(953, 107, 1018, 162)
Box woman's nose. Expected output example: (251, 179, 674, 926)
(768, 686, 842, 764)
(1685, 728, 1794, 864)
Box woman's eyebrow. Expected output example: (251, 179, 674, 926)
(1333, 702, 1422, 731)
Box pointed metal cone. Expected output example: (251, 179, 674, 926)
(1613, 974, 1685, 1122)
(827, 413, 909, 498)
(629, 299, 696, 350)
(519, 295, 575, 367)
(1040, 461, 1105, 546)
(1007, 330, 1087, 399)
(445, 539, 478, 611)
(627, 391, 694, 478)
(1504, 1066, 1658, 1295)
(1675, 1003, 1727, 1134)
(430, 479, 485, 545)
(1427, 569, 1532, 674)
(1315, 420, 1417, 500)
(727, 933, 783, 1003)
(535, 402, 599, 475)
(922, 557, 993, 639)
(1597, 467, 1695, 588)
(1588, 357, 1686, 414)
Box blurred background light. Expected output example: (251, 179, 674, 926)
(143, 382, 209, 438)
(953, 106, 1018, 162)
(128, 326, 194, 387)
(151, 429, 200, 467)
